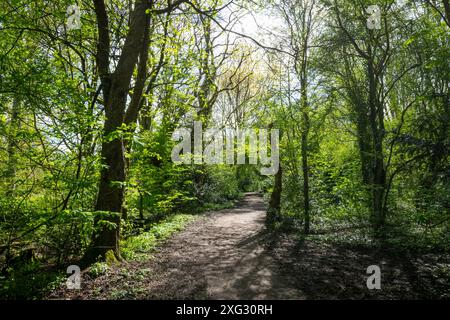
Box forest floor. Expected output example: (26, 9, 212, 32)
(49, 193, 450, 300)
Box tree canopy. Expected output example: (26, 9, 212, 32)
(0, 0, 449, 299)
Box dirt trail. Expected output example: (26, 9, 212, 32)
(51, 193, 449, 300)
(143, 192, 303, 299)
(52, 193, 304, 299)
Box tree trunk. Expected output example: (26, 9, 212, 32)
(268, 163, 282, 224)
(355, 106, 373, 186)
(83, 0, 150, 263)
(89, 135, 126, 261)
(299, 41, 311, 234)
(301, 113, 310, 234)
(367, 53, 387, 229)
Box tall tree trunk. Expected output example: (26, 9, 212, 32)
(367, 53, 386, 229)
(268, 162, 283, 224)
(84, 0, 150, 263)
(299, 37, 311, 234)
(301, 112, 310, 234)
(335, 2, 390, 232)
(89, 130, 126, 261)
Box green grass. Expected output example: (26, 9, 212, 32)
(120, 213, 196, 261)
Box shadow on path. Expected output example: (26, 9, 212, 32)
(50, 192, 450, 299)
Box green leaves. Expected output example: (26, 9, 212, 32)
(403, 36, 416, 48)
(120, 214, 196, 261)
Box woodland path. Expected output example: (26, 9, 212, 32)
(136, 192, 305, 299)
(51, 193, 448, 300)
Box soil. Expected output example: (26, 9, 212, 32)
(49, 193, 450, 300)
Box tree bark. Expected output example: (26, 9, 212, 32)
(301, 113, 310, 234)
(84, 0, 150, 263)
(268, 162, 283, 224)
(367, 51, 387, 229)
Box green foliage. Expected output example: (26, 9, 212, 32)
(87, 262, 109, 278)
(42, 210, 95, 264)
(0, 0, 448, 300)
(121, 214, 196, 261)
(0, 262, 64, 300)
(126, 128, 242, 221)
